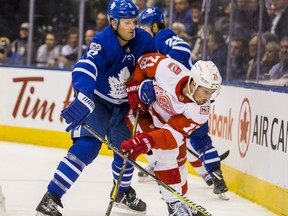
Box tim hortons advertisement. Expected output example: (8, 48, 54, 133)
(0, 67, 74, 131)
(1, 67, 288, 190)
(210, 85, 288, 189)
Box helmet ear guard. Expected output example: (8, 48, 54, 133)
(186, 60, 222, 102)
(107, 0, 139, 26)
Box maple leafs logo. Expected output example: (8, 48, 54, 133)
(238, 98, 251, 158)
(108, 67, 130, 99)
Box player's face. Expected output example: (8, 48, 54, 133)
(118, 18, 137, 41)
(193, 86, 216, 105)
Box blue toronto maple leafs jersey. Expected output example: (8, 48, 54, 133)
(154, 28, 193, 69)
(71, 26, 156, 105)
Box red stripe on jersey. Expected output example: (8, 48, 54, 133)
(154, 167, 181, 185)
(189, 160, 202, 168)
(177, 143, 187, 167)
(182, 180, 188, 195)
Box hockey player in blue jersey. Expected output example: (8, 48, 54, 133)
(132, 6, 228, 199)
(35, 0, 157, 215)
(137, 6, 193, 70)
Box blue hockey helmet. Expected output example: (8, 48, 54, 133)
(107, 0, 139, 25)
(137, 7, 164, 27)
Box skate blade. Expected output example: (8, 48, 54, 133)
(114, 202, 147, 215)
(218, 192, 229, 200)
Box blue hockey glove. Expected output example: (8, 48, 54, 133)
(61, 91, 95, 132)
(138, 79, 156, 105)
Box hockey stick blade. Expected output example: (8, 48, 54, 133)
(219, 150, 230, 161)
(82, 123, 212, 216)
(187, 148, 230, 161)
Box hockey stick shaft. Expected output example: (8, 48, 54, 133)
(82, 123, 212, 216)
(105, 107, 141, 216)
(187, 148, 230, 161)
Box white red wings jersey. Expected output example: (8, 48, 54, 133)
(132, 53, 210, 150)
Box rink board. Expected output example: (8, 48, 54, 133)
(0, 67, 287, 215)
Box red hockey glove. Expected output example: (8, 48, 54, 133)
(125, 80, 148, 113)
(121, 133, 155, 160)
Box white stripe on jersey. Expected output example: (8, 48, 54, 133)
(72, 67, 97, 81)
(77, 59, 98, 73)
(172, 46, 191, 54)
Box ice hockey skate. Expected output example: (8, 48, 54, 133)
(138, 164, 154, 183)
(212, 170, 229, 200)
(201, 173, 214, 186)
(112, 185, 147, 214)
(36, 192, 63, 216)
(167, 201, 199, 216)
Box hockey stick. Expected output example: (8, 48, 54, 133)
(105, 107, 141, 216)
(82, 123, 212, 216)
(187, 148, 230, 161)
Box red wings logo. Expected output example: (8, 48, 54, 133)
(155, 86, 177, 115)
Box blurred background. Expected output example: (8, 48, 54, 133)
(0, 0, 288, 86)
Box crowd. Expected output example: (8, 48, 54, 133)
(0, 0, 287, 82)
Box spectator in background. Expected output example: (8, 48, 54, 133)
(173, 0, 195, 36)
(0, 37, 24, 66)
(58, 27, 79, 69)
(269, 37, 288, 79)
(207, 31, 228, 80)
(36, 32, 61, 67)
(261, 41, 280, 78)
(233, 0, 270, 38)
(263, 31, 279, 43)
(190, 2, 203, 39)
(11, 22, 30, 64)
(95, 11, 108, 34)
(228, 37, 249, 81)
(147, 0, 163, 8)
(246, 34, 266, 80)
(161, 0, 172, 27)
(214, 0, 231, 38)
(82, 28, 96, 52)
(133, 0, 147, 12)
(171, 22, 190, 42)
(268, 0, 288, 40)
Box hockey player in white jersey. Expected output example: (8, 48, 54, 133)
(121, 52, 227, 215)
(136, 6, 214, 187)
(35, 0, 157, 215)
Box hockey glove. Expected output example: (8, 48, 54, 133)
(139, 79, 156, 105)
(121, 133, 155, 160)
(125, 80, 148, 113)
(61, 91, 95, 132)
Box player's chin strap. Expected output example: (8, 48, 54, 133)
(82, 123, 212, 216)
(186, 77, 198, 103)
